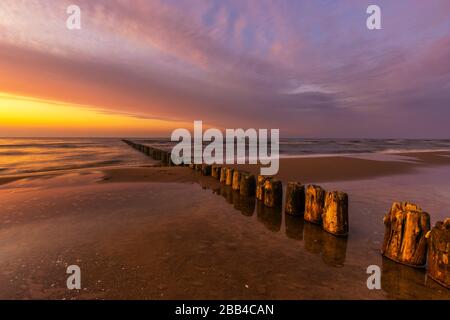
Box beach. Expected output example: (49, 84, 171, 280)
(0, 147, 449, 299)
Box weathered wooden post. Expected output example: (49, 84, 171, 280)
(161, 151, 168, 165)
(202, 164, 212, 176)
(381, 202, 429, 266)
(225, 168, 234, 186)
(239, 173, 256, 197)
(232, 170, 242, 191)
(263, 179, 283, 208)
(426, 218, 449, 288)
(211, 165, 221, 179)
(322, 191, 349, 236)
(256, 176, 272, 201)
(285, 182, 305, 216)
(305, 185, 326, 224)
(220, 167, 227, 183)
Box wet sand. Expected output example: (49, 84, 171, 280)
(100, 151, 450, 184)
(0, 152, 449, 299)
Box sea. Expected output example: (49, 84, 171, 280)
(1, 138, 450, 176)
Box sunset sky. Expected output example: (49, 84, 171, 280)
(0, 0, 449, 137)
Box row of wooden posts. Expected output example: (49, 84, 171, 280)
(189, 163, 349, 237)
(122, 140, 174, 166)
(122, 140, 448, 289)
(381, 202, 449, 289)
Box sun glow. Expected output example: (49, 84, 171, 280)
(0, 92, 187, 137)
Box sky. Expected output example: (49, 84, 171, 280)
(0, 0, 449, 138)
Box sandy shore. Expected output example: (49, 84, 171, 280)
(100, 151, 450, 184)
(0, 151, 449, 299)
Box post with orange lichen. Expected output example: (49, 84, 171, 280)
(239, 172, 256, 197)
(220, 167, 227, 184)
(225, 168, 234, 186)
(256, 176, 272, 202)
(263, 179, 283, 208)
(381, 202, 430, 267)
(426, 218, 449, 288)
(322, 191, 349, 236)
(305, 185, 326, 224)
(232, 170, 242, 191)
(211, 165, 221, 179)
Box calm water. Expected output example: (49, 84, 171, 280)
(0, 138, 151, 176)
(1, 138, 450, 176)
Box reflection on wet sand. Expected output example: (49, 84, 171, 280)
(256, 200, 282, 232)
(285, 214, 304, 240)
(303, 222, 347, 267)
(304, 222, 323, 254)
(379, 257, 446, 299)
(206, 180, 348, 267)
(221, 185, 233, 204)
(235, 192, 255, 216)
(321, 232, 347, 267)
(198, 170, 450, 297)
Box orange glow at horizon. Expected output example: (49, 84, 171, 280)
(0, 92, 191, 137)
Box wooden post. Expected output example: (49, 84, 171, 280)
(305, 185, 326, 224)
(167, 152, 174, 166)
(426, 219, 449, 288)
(202, 164, 212, 176)
(263, 179, 282, 208)
(161, 151, 168, 165)
(220, 167, 227, 183)
(232, 170, 242, 191)
(239, 173, 256, 197)
(225, 168, 234, 186)
(322, 191, 349, 236)
(256, 176, 272, 201)
(381, 202, 429, 267)
(211, 165, 221, 179)
(285, 182, 305, 216)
